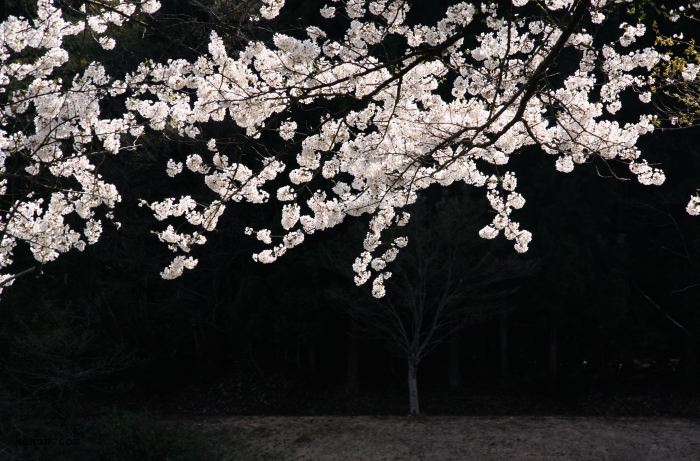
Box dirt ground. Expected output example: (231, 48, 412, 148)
(184, 416, 700, 460)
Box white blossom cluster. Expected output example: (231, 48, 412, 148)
(3, 0, 700, 298)
(0, 1, 161, 289)
(134, 0, 679, 294)
(257, 0, 286, 21)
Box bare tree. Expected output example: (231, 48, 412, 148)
(330, 191, 537, 415)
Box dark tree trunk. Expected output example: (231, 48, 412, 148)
(478, 325, 488, 382)
(448, 333, 461, 388)
(684, 335, 699, 391)
(499, 311, 511, 389)
(407, 358, 420, 415)
(346, 331, 359, 395)
(307, 339, 317, 382)
(598, 329, 606, 379)
(548, 310, 558, 388)
(192, 310, 203, 358)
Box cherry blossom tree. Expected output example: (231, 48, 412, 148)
(2, 0, 700, 298)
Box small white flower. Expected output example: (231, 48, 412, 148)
(479, 225, 499, 240)
(166, 159, 183, 177)
(687, 196, 700, 216)
(320, 6, 336, 18)
(142, 0, 162, 14)
(279, 120, 297, 141)
(256, 229, 273, 244)
(98, 37, 115, 50)
(555, 156, 575, 173)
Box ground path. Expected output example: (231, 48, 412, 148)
(182, 416, 700, 460)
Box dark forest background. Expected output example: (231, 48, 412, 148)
(3, 0, 700, 458)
